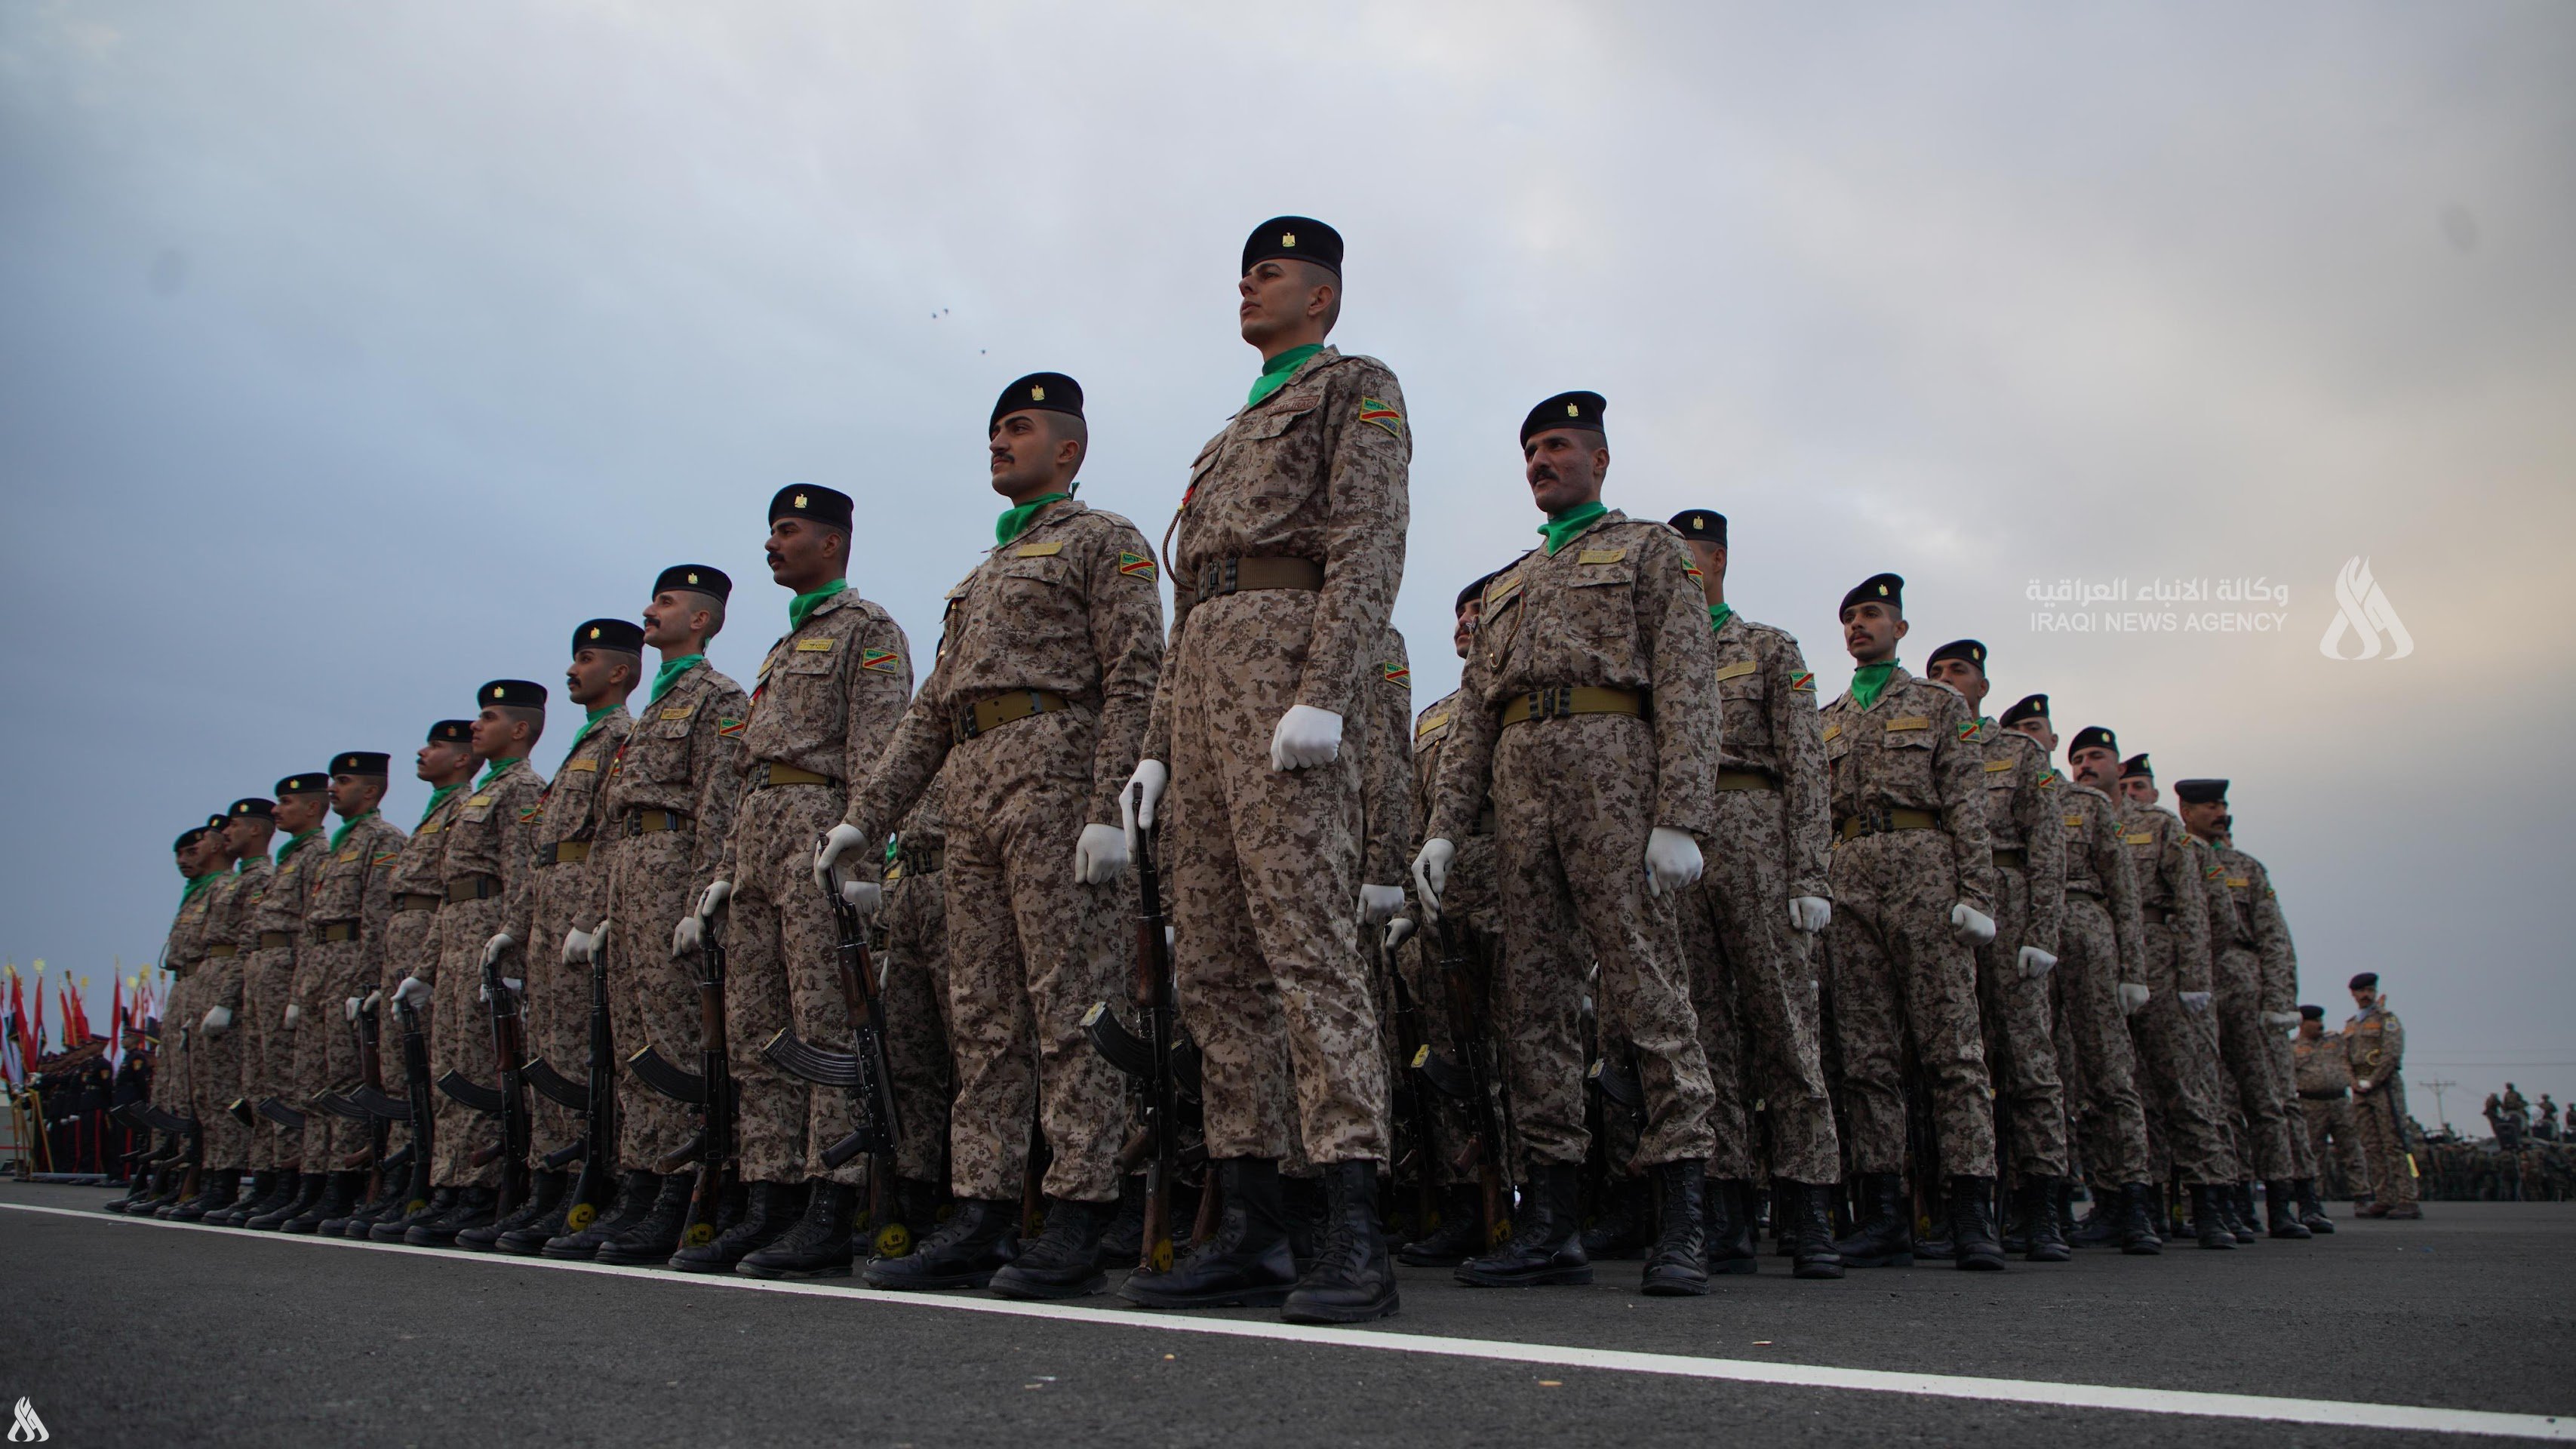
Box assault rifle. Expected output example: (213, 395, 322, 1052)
(435, 951, 531, 1216)
(518, 940, 620, 1234)
(627, 913, 734, 1247)
(763, 848, 902, 1237)
(1414, 916, 1514, 1251)
(1082, 785, 1182, 1271)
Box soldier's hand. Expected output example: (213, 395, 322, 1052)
(1643, 826, 1705, 897)
(1360, 883, 1406, 924)
(2356, 1078, 2373, 1094)
(344, 996, 363, 1023)
(393, 975, 431, 1009)
(838, 877, 883, 913)
(1122, 760, 1168, 847)
(2178, 990, 2213, 1014)
(363, 988, 384, 1014)
(1384, 917, 1416, 952)
(813, 824, 870, 894)
(2117, 983, 2150, 1016)
(697, 879, 732, 920)
(2016, 946, 2058, 981)
(562, 926, 596, 965)
(672, 915, 705, 957)
(201, 1005, 233, 1037)
(1269, 705, 1343, 771)
(282, 1003, 300, 1029)
(1948, 902, 1997, 945)
(481, 932, 515, 969)
(1788, 897, 1831, 934)
(1074, 823, 1129, 885)
(2263, 1010, 2301, 1029)
(1411, 838, 1456, 918)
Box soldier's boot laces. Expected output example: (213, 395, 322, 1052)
(1093, 1174, 1148, 1269)
(1578, 1174, 1650, 1261)
(2295, 1178, 2335, 1235)
(2189, 1183, 2238, 1249)
(165, 1168, 243, 1222)
(249, 1172, 328, 1232)
(284, 1171, 363, 1235)
(736, 1180, 858, 1280)
(1781, 1181, 1845, 1279)
(462, 1169, 565, 1251)
(1119, 1156, 1298, 1309)
(1830, 1171, 1913, 1269)
(496, 1171, 582, 1256)
(1703, 1177, 1758, 1276)
(211, 1169, 281, 1226)
(1949, 1175, 2007, 1271)
(1395, 1184, 1484, 1268)
(2114, 1183, 2163, 1255)
(1456, 1161, 1592, 1288)
(369, 1185, 454, 1241)
(2263, 1180, 2313, 1240)
(406, 1185, 496, 1245)
(543, 1169, 659, 1260)
(1281, 1160, 1400, 1324)
(988, 1196, 1111, 1300)
(2020, 1177, 2071, 1262)
(672, 1181, 805, 1273)
(868, 1196, 1020, 1292)
(1641, 1161, 1711, 1297)
(595, 1172, 699, 1266)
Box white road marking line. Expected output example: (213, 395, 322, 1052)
(11, 1201, 2567, 1441)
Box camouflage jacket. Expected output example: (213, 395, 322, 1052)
(1966, 718, 2065, 950)
(389, 788, 467, 906)
(2216, 841, 2298, 1014)
(198, 858, 272, 1008)
(2121, 803, 2212, 994)
(440, 758, 546, 977)
(2294, 1030, 2355, 1094)
(1360, 626, 1415, 891)
(1711, 611, 1832, 901)
(1410, 686, 1497, 932)
(162, 876, 220, 977)
(252, 832, 329, 944)
(510, 705, 632, 943)
(2346, 1002, 2404, 1091)
(304, 812, 407, 990)
(725, 584, 913, 881)
(2059, 782, 2147, 982)
(1820, 667, 1995, 915)
(599, 660, 750, 916)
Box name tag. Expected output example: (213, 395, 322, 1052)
(1415, 712, 1452, 738)
(1983, 759, 2015, 773)
(660, 707, 694, 720)
(2063, 814, 2085, 828)
(795, 638, 835, 653)
(2225, 876, 2250, 888)
(566, 758, 598, 772)
(1821, 723, 1841, 743)
(1576, 548, 1626, 565)
(1885, 716, 1930, 732)
(1713, 659, 1757, 683)
(1015, 540, 1065, 558)
(2124, 832, 2153, 844)
(1483, 577, 1522, 611)
(469, 795, 493, 807)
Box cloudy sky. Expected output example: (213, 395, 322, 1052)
(4, 3, 2569, 1123)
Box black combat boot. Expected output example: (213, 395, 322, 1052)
(210, 1169, 282, 1226)
(2224, 1181, 2258, 1243)
(1397, 1184, 1485, 1268)
(165, 1168, 243, 1222)
(544, 1170, 659, 1260)
(407, 1185, 497, 1245)
(2115, 1183, 2163, 1254)
(1093, 1175, 1148, 1269)
(496, 1174, 585, 1256)
(1578, 1174, 1650, 1261)
(1704, 1177, 1757, 1275)
(1772, 1183, 1797, 1257)
(369, 1186, 454, 1241)
(2070, 1183, 2118, 1247)
(1641, 1161, 1710, 1297)
(464, 1171, 567, 1252)
(991, 1197, 1112, 1299)
(594, 1174, 698, 1266)
(736, 1180, 858, 1279)
(1949, 1176, 2006, 1271)
(2055, 1180, 2079, 1246)
(1779, 1182, 1845, 1279)
(2000, 1177, 2033, 1257)
(1121, 1157, 1299, 1309)
(2189, 1183, 2237, 1249)
(2263, 1180, 2313, 1240)
(1283, 1160, 1401, 1324)
(861, 1194, 1014, 1289)
(1831, 1171, 1913, 1269)
(2021, 1178, 2070, 1262)
(2295, 1179, 2335, 1235)
(290, 1171, 365, 1235)
(1456, 1162, 1591, 1287)
(251, 1173, 329, 1232)
(672, 1181, 803, 1273)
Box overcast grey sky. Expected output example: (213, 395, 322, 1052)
(3, 3, 2570, 1122)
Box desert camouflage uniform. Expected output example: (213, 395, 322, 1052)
(297, 812, 404, 1165)
(379, 791, 464, 1164)
(2292, 1028, 2369, 1195)
(242, 832, 322, 1171)
(2051, 782, 2151, 1187)
(431, 758, 546, 1189)
(155, 879, 220, 1135)
(2347, 1001, 2415, 1207)
(718, 586, 911, 1186)
(595, 659, 749, 1171)
(1145, 346, 1408, 1165)
(510, 707, 629, 1165)
(2196, 835, 2296, 1181)
(2120, 804, 2236, 1187)
(1819, 668, 1997, 1180)
(1431, 514, 1722, 1172)
(1966, 719, 2069, 1180)
(196, 860, 271, 1171)
(1344, 628, 1415, 1169)
(1678, 611, 1839, 1186)
(880, 781, 954, 1186)
(2220, 841, 2313, 1180)
(1403, 685, 1507, 1187)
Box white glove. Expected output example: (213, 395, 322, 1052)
(1121, 759, 1168, 848)
(1643, 826, 1705, 897)
(282, 1003, 300, 1029)
(1788, 897, 1831, 934)
(1412, 838, 1457, 919)
(478, 976, 524, 1004)
(698, 879, 732, 920)
(201, 1005, 233, 1036)
(1269, 704, 1343, 771)
(363, 989, 383, 1014)
(2263, 1011, 2301, 1029)
(481, 932, 515, 969)
(2016, 946, 2058, 981)
(1360, 884, 1406, 924)
(813, 823, 870, 894)
(1074, 823, 1129, 885)
(672, 915, 704, 956)
(2179, 990, 2212, 1014)
(2356, 1078, 2373, 1093)
(1949, 903, 1997, 945)
(563, 926, 598, 965)
(344, 996, 362, 1023)
(838, 878, 882, 913)
(394, 975, 431, 1009)
(2117, 983, 2149, 1016)
(1384, 918, 1416, 951)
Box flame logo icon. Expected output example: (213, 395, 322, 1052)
(2318, 556, 2413, 661)
(7, 1397, 46, 1443)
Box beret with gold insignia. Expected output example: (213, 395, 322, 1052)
(479, 679, 549, 709)
(770, 483, 853, 534)
(1522, 390, 1606, 447)
(653, 564, 732, 601)
(2120, 752, 2153, 780)
(229, 797, 275, 820)
(274, 773, 329, 798)
(331, 751, 391, 778)
(991, 371, 1084, 431)
(1243, 215, 1342, 276)
(572, 618, 645, 656)
(2067, 724, 2118, 758)
(1840, 572, 1904, 618)
(2173, 778, 2227, 804)
(1927, 638, 1987, 672)
(1999, 693, 2049, 728)
(428, 719, 473, 745)
(1668, 509, 1727, 546)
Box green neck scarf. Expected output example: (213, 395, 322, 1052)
(995, 492, 1073, 547)
(420, 783, 463, 826)
(650, 654, 704, 705)
(565, 703, 618, 756)
(1708, 601, 1735, 634)
(1537, 501, 1609, 556)
(1850, 659, 1898, 710)
(1247, 343, 1323, 407)
(475, 758, 519, 789)
(275, 828, 321, 867)
(328, 809, 377, 853)
(788, 577, 848, 632)
(180, 871, 222, 906)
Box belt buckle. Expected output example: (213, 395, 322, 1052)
(1864, 807, 1892, 835)
(958, 707, 981, 741)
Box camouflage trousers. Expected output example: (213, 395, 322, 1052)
(290, 937, 373, 1166)
(152, 971, 192, 1118)
(2212, 947, 2296, 1180)
(240, 944, 298, 1171)
(431, 895, 512, 1189)
(1975, 864, 2068, 1179)
(1164, 590, 1387, 1165)
(724, 781, 868, 1186)
(1492, 714, 1714, 1171)
(1824, 830, 1997, 1180)
(601, 829, 701, 1170)
(192, 956, 250, 1171)
(377, 903, 441, 1166)
(2270, 1032, 2319, 1180)
(2127, 922, 2236, 1186)
(2051, 893, 2150, 1186)
(1395, 921, 1511, 1189)
(2299, 1094, 2368, 1197)
(1679, 783, 1840, 1186)
(522, 860, 595, 1163)
(881, 862, 954, 1185)
(2353, 1087, 2419, 1205)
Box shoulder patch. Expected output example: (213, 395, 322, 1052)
(1117, 551, 1158, 582)
(516, 804, 543, 823)
(1957, 719, 1980, 740)
(859, 647, 902, 675)
(1381, 661, 1410, 687)
(1789, 671, 1815, 692)
(1357, 397, 1405, 439)
(716, 717, 746, 739)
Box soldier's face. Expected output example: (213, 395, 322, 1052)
(221, 815, 266, 856)
(2350, 986, 2376, 1011)
(766, 518, 845, 591)
(327, 774, 383, 818)
(988, 411, 1079, 497)
(1840, 601, 1904, 663)
(1452, 601, 1480, 660)
(417, 739, 472, 781)
(2070, 745, 2120, 789)
(1523, 430, 1607, 514)
(1926, 659, 1987, 708)
(565, 647, 635, 707)
(2008, 716, 2057, 752)
(2178, 798, 2226, 836)
(1238, 259, 1333, 347)
(472, 705, 533, 759)
(275, 793, 327, 835)
(642, 590, 715, 651)
(2298, 1018, 2321, 1038)
(1683, 540, 1726, 601)
(2122, 776, 2156, 806)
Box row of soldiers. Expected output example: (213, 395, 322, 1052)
(104, 215, 2393, 1328)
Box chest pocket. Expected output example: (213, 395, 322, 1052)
(1822, 720, 1850, 765)
(1412, 712, 1452, 755)
(456, 796, 496, 825)
(1876, 718, 1936, 794)
(1480, 578, 1526, 669)
(1717, 660, 1767, 746)
(997, 554, 1080, 616)
(1563, 560, 1635, 642)
(784, 640, 840, 678)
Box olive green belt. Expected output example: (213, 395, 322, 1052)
(315, 922, 360, 944)
(257, 931, 293, 950)
(204, 944, 239, 958)
(1715, 771, 1778, 792)
(758, 763, 838, 789)
(1837, 808, 1940, 841)
(958, 689, 1069, 740)
(394, 894, 441, 914)
(445, 875, 500, 903)
(624, 808, 688, 835)
(1196, 556, 1324, 597)
(546, 841, 591, 866)
(1501, 686, 1647, 728)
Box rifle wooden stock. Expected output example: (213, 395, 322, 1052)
(678, 918, 735, 1247)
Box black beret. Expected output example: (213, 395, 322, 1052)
(1840, 573, 1904, 617)
(2120, 752, 2153, 780)
(1456, 571, 1502, 614)
(1243, 216, 1342, 275)
(1927, 638, 1987, 671)
(1668, 509, 1727, 545)
(2172, 778, 2229, 804)
(331, 751, 390, 777)
(274, 773, 330, 798)
(991, 372, 1084, 430)
(205, 812, 229, 831)
(1521, 391, 1606, 446)
(175, 827, 207, 852)
(2067, 725, 2118, 758)
(573, 618, 645, 655)
(770, 484, 854, 534)
(228, 798, 275, 821)
(1998, 693, 2049, 728)
(654, 564, 732, 601)
(2348, 971, 2378, 992)
(479, 679, 548, 709)
(2299, 1004, 2325, 1021)
(427, 720, 473, 745)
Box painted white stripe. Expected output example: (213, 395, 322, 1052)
(11, 1201, 2567, 1441)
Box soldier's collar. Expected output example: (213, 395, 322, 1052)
(1239, 345, 1342, 413)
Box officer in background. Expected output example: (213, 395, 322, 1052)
(2347, 971, 2420, 1219)
(2292, 1005, 2367, 1214)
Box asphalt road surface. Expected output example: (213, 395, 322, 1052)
(5, 1181, 2569, 1447)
